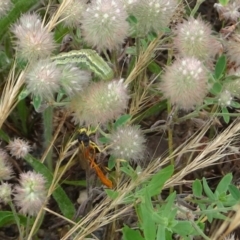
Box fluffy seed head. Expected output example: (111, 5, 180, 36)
(127, 0, 178, 36)
(81, 0, 129, 51)
(214, 1, 240, 22)
(60, 0, 87, 28)
(12, 13, 56, 61)
(7, 138, 31, 159)
(225, 33, 240, 67)
(223, 68, 240, 98)
(0, 183, 12, 204)
(160, 57, 209, 110)
(70, 79, 129, 126)
(59, 65, 91, 97)
(108, 125, 146, 162)
(0, 149, 13, 180)
(0, 0, 12, 17)
(14, 171, 47, 216)
(174, 17, 219, 62)
(26, 59, 61, 101)
(218, 90, 233, 107)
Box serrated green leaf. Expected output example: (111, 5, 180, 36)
(193, 179, 202, 197)
(215, 55, 226, 79)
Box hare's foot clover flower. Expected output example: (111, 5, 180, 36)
(7, 138, 31, 159)
(14, 171, 47, 216)
(81, 0, 129, 51)
(26, 59, 61, 101)
(160, 57, 209, 110)
(0, 149, 13, 180)
(70, 79, 129, 126)
(12, 13, 56, 61)
(108, 125, 146, 163)
(173, 17, 220, 62)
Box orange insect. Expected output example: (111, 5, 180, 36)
(78, 128, 113, 188)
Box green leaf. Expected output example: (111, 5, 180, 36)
(32, 95, 42, 112)
(108, 155, 116, 170)
(221, 107, 230, 124)
(229, 184, 240, 200)
(18, 88, 30, 101)
(219, 0, 229, 5)
(126, 46, 136, 56)
(209, 82, 222, 95)
(230, 101, 240, 108)
(146, 165, 174, 197)
(172, 221, 195, 236)
(126, 15, 138, 24)
(24, 154, 75, 219)
(215, 55, 226, 79)
(114, 114, 132, 129)
(0, 129, 10, 142)
(105, 189, 119, 200)
(193, 179, 202, 197)
(204, 97, 217, 105)
(0, 211, 30, 227)
(156, 225, 166, 240)
(122, 225, 144, 240)
(120, 163, 138, 179)
(203, 178, 216, 200)
(134, 100, 167, 123)
(148, 61, 162, 74)
(62, 180, 86, 186)
(215, 173, 232, 195)
(16, 99, 29, 136)
(139, 191, 156, 240)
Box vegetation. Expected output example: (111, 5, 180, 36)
(0, 0, 240, 239)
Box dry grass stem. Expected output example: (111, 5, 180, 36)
(59, 118, 240, 239)
(0, 63, 26, 128)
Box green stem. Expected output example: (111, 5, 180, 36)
(0, 0, 40, 41)
(190, 0, 205, 17)
(42, 106, 53, 171)
(8, 201, 23, 240)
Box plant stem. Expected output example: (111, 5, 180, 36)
(42, 106, 53, 171)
